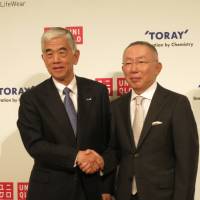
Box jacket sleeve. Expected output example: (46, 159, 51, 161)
(172, 95, 199, 200)
(17, 92, 78, 171)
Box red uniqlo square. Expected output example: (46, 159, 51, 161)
(43, 26, 83, 44)
(117, 77, 131, 96)
(95, 78, 113, 96)
(66, 26, 83, 44)
(17, 183, 29, 200)
(0, 182, 13, 200)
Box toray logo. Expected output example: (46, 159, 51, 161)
(145, 29, 189, 40)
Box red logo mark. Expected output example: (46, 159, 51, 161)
(44, 26, 83, 44)
(17, 182, 28, 200)
(66, 26, 83, 44)
(117, 78, 131, 96)
(0, 182, 13, 200)
(95, 78, 113, 96)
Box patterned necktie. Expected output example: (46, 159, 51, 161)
(63, 87, 77, 135)
(133, 96, 144, 146)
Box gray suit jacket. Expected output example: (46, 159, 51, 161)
(105, 84, 199, 200)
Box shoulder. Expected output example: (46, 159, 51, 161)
(20, 78, 52, 99)
(157, 84, 188, 100)
(157, 84, 190, 106)
(76, 76, 108, 91)
(111, 92, 131, 107)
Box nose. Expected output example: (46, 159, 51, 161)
(52, 53, 60, 63)
(129, 63, 139, 72)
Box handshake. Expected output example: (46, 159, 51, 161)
(76, 149, 104, 174)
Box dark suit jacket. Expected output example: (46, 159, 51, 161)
(105, 84, 199, 200)
(17, 76, 112, 200)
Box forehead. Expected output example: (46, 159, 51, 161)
(123, 45, 156, 59)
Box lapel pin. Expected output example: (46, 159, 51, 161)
(86, 97, 92, 101)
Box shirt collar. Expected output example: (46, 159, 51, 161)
(52, 76, 77, 95)
(131, 81, 157, 101)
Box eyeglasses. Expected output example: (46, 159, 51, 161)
(122, 60, 157, 67)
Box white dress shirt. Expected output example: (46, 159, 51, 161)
(130, 81, 157, 127)
(52, 76, 78, 112)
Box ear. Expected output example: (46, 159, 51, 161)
(122, 65, 125, 73)
(73, 50, 80, 65)
(156, 62, 162, 75)
(41, 54, 44, 61)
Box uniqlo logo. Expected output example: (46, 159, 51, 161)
(117, 78, 131, 96)
(17, 183, 28, 200)
(44, 26, 83, 44)
(0, 182, 13, 200)
(95, 78, 113, 96)
(66, 26, 83, 44)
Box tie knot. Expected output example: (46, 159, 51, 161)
(63, 87, 71, 95)
(135, 96, 143, 105)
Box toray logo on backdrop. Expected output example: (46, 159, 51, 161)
(0, 87, 31, 95)
(17, 182, 28, 200)
(145, 29, 189, 40)
(0, 182, 13, 200)
(95, 78, 113, 96)
(44, 26, 83, 44)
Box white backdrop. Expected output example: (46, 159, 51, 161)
(0, 0, 200, 199)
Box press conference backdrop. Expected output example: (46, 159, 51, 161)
(0, 0, 200, 199)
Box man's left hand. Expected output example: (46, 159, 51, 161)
(102, 193, 112, 200)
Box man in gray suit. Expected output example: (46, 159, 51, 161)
(105, 41, 199, 200)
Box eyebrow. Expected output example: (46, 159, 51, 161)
(124, 56, 146, 60)
(45, 47, 67, 53)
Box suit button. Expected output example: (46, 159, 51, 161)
(134, 153, 139, 158)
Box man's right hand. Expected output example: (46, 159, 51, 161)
(76, 149, 104, 174)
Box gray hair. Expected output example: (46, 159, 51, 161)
(41, 27, 77, 53)
(123, 41, 158, 60)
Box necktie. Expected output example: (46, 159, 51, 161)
(133, 96, 144, 146)
(132, 96, 144, 195)
(63, 87, 77, 135)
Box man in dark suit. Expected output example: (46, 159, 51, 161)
(17, 27, 113, 200)
(105, 41, 199, 200)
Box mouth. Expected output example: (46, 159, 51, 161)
(129, 77, 141, 82)
(52, 66, 64, 71)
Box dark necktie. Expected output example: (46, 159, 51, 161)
(63, 87, 77, 135)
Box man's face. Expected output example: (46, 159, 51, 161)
(122, 44, 162, 94)
(42, 36, 79, 85)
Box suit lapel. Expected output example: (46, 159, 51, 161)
(43, 78, 76, 141)
(76, 77, 95, 143)
(137, 84, 168, 148)
(118, 92, 136, 151)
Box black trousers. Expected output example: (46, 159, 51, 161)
(73, 175, 87, 200)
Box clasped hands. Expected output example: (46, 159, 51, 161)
(76, 149, 104, 174)
(76, 150, 112, 200)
